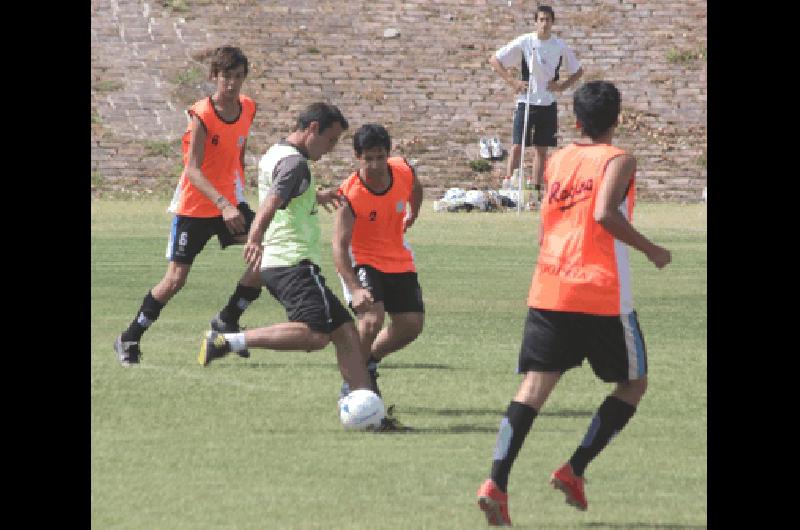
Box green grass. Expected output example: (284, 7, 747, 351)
(91, 199, 707, 529)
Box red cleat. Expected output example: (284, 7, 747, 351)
(550, 463, 588, 511)
(477, 478, 512, 527)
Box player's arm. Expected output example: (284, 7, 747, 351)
(489, 54, 527, 93)
(403, 162, 423, 232)
(332, 201, 373, 312)
(593, 154, 671, 269)
(185, 114, 244, 234)
(549, 66, 583, 92)
(242, 193, 282, 272)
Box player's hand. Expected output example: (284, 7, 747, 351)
(243, 240, 263, 270)
(350, 287, 374, 313)
(547, 80, 563, 92)
(646, 244, 672, 269)
(317, 189, 345, 213)
(512, 79, 529, 93)
(402, 212, 417, 232)
(222, 203, 245, 234)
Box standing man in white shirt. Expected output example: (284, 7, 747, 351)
(490, 5, 583, 204)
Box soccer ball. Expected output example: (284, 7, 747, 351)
(339, 389, 385, 430)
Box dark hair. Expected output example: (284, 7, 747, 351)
(536, 5, 555, 21)
(353, 123, 392, 156)
(573, 81, 621, 140)
(296, 102, 349, 134)
(209, 46, 249, 78)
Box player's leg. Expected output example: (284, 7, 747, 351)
(209, 266, 263, 358)
(369, 311, 424, 360)
(552, 311, 649, 511)
(530, 102, 557, 204)
(115, 216, 209, 365)
(505, 102, 527, 181)
(479, 308, 578, 525)
(199, 261, 343, 364)
(330, 321, 372, 393)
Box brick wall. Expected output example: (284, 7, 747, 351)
(91, 0, 707, 201)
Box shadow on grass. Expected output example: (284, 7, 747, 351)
(581, 521, 708, 530)
(398, 405, 593, 418)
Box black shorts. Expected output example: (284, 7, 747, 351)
(165, 202, 255, 264)
(342, 264, 424, 314)
(261, 260, 353, 334)
(517, 308, 648, 383)
(512, 101, 557, 147)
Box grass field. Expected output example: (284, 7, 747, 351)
(91, 199, 706, 529)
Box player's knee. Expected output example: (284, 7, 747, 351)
(162, 272, 187, 295)
(306, 331, 330, 351)
(617, 377, 647, 402)
(360, 314, 384, 338)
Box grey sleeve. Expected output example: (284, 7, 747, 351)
(269, 154, 311, 208)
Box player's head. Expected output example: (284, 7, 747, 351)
(209, 46, 249, 79)
(295, 102, 349, 161)
(573, 81, 621, 140)
(353, 123, 391, 157)
(353, 124, 391, 179)
(535, 5, 555, 23)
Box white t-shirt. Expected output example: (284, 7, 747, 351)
(494, 33, 581, 106)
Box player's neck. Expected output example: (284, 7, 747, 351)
(535, 30, 552, 40)
(361, 168, 390, 191)
(212, 92, 240, 115)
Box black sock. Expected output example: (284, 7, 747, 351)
(366, 356, 380, 396)
(121, 291, 165, 342)
(568, 395, 637, 477)
(490, 401, 538, 492)
(218, 283, 261, 325)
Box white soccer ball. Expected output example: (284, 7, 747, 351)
(339, 389, 385, 430)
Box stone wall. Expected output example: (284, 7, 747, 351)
(91, 0, 707, 201)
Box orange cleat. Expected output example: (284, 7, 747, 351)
(477, 478, 512, 527)
(550, 462, 588, 511)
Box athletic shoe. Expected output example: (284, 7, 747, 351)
(479, 137, 492, 159)
(198, 330, 231, 366)
(114, 335, 141, 366)
(490, 137, 503, 159)
(339, 380, 351, 401)
(477, 478, 511, 527)
(210, 314, 250, 358)
(371, 407, 411, 432)
(550, 462, 588, 511)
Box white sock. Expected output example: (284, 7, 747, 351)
(223, 333, 246, 352)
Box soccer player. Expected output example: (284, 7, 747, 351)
(114, 46, 257, 366)
(476, 81, 672, 526)
(332, 123, 424, 410)
(199, 102, 372, 396)
(489, 4, 583, 204)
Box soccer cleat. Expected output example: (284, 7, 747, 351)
(479, 137, 492, 159)
(198, 330, 231, 366)
(210, 315, 250, 358)
(477, 478, 511, 527)
(550, 462, 588, 511)
(371, 405, 411, 432)
(114, 335, 141, 366)
(490, 137, 503, 159)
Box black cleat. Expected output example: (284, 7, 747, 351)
(198, 330, 231, 366)
(114, 335, 141, 366)
(210, 315, 250, 358)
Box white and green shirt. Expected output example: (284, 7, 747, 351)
(257, 140, 321, 268)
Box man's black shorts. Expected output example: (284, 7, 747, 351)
(512, 101, 557, 147)
(517, 307, 648, 383)
(261, 260, 353, 334)
(342, 264, 425, 314)
(166, 202, 255, 264)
